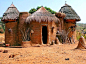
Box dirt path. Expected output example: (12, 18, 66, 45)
(0, 43, 86, 64)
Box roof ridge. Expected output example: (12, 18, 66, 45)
(36, 6, 48, 12)
(9, 3, 16, 8)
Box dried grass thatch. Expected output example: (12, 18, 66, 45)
(26, 6, 59, 23)
(55, 12, 66, 18)
(59, 4, 81, 21)
(2, 3, 19, 21)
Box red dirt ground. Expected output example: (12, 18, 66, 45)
(0, 43, 86, 64)
(0, 34, 86, 64)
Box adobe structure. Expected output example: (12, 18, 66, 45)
(55, 3, 81, 43)
(2, 3, 81, 46)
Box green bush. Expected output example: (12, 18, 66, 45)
(29, 6, 56, 14)
(76, 31, 82, 40)
(83, 36, 86, 39)
(0, 27, 2, 29)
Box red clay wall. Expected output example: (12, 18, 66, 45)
(18, 12, 29, 44)
(56, 18, 64, 32)
(49, 21, 57, 43)
(5, 22, 18, 46)
(56, 17, 77, 42)
(64, 22, 77, 41)
(29, 21, 42, 44)
(28, 21, 57, 44)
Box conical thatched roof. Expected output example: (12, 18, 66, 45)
(2, 3, 19, 21)
(26, 6, 59, 23)
(59, 4, 81, 21)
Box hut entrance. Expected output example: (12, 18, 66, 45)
(42, 26, 47, 44)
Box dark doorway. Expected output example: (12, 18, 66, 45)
(42, 26, 47, 44)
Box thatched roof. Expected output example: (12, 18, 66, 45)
(59, 4, 81, 21)
(2, 3, 19, 21)
(26, 6, 59, 23)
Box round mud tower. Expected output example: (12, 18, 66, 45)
(76, 36, 86, 49)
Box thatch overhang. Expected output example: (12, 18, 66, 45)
(26, 6, 59, 23)
(55, 12, 66, 18)
(2, 3, 19, 22)
(59, 4, 81, 22)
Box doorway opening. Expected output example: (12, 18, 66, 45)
(42, 26, 47, 44)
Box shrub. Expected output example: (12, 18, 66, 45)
(76, 31, 82, 40)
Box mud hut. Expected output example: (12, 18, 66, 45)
(26, 6, 59, 45)
(2, 3, 81, 46)
(2, 3, 19, 45)
(56, 3, 81, 43)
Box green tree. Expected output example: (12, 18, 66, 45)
(0, 17, 5, 31)
(29, 6, 56, 14)
(29, 8, 36, 14)
(44, 6, 56, 14)
(36, 6, 41, 10)
(0, 17, 2, 19)
(0, 17, 2, 22)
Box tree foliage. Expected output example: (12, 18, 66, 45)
(76, 23, 86, 40)
(0, 17, 2, 19)
(0, 17, 2, 22)
(29, 6, 56, 14)
(29, 8, 37, 14)
(0, 17, 5, 32)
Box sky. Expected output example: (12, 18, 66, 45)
(0, 0, 86, 23)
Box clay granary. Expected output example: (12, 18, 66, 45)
(2, 3, 81, 46)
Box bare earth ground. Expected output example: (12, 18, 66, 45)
(0, 34, 86, 64)
(0, 43, 86, 64)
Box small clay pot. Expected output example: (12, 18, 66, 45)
(6, 44, 10, 47)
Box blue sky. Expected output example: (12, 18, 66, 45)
(0, 0, 86, 23)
